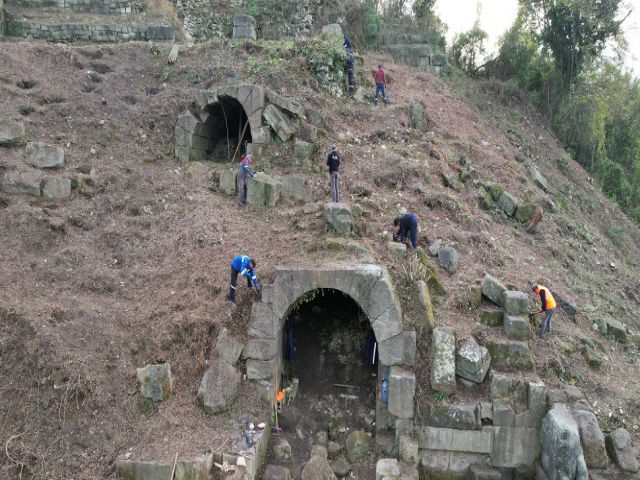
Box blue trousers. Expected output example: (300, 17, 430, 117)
(538, 308, 556, 336)
(375, 83, 386, 102)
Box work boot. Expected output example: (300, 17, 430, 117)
(228, 286, 236, 303)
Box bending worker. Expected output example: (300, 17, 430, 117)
(228, 255, 261, 303)
(393, 213, 419, 249)
(532, 282, 556, 337)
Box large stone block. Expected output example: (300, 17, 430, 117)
(25, 142, 64, 168)
(302, 455, 337, 480)
(492, 401, 515, 426)
(1, 171, 42, 196)
(324, 203, 352, 235)
(540, 404, 589, 480)
(214, 327, 244, 365)
(492, 426, 540, 468)
(503, 291, 529, 316)
(468, 464, 502, 480)
(605, 318, 628, 343)
(528, 381, 547, 428)
(197, 359, 241, 414)
(116, 452, 213, 480)
(247, 173, 282, 207)
(136, 363, 173, 403)
(438, 245, 460, 273)
(399, 433, 419, 464)
(479, 309, 504, 327)
(248, 302, 277, 338)
(418, 427, 493, 454)
(482, 274, 507, 307)
(267, 90, 306, 118)
(278, 175, 313, 203)
(431, 327, 456, 393)
(376, 458, 400, 480)
(504, 315, 531, 340)
(219, 170, 236, 195)
(486, 340, 534, 370)
(346, 430, 371, 463)
(606, 428, 639, 472)
(0, 120, 26, 146)
(498, 191, 519, 216)
(233, 25, 257, 40)
(573, 410, 607, 469)
(426, 403, 480, 430)
(42, 176, 71, 199)
(242, 338, 276, 361)
(456, 337, 490, 384)
(246, 358, 274, 380)
(378, 330, 416, 366)
(388, 366, 415, 419)
(419, 450, 490, 480)
(263, 104, 296, 142)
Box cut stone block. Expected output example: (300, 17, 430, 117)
(430, 327, 456, 394)
(197, 359, 241, 414)
(498, 191, 519, 216)
(540, 404, 589, 480)
(219, 170, 236, 195)
(0, 120, 26, 146)
(1, 171, 42, 196)
(504, 315, 531, 340)
(605, 318, 628, 343)
(214, 327, 244, 365)
(426, 403, 480, 430)
(136, 363, 173, 403)
(378, 330, 416, 366)
(242, 338, 276, 361)
(456, 337, 490, 384)
(294, 139, 316, 161)
(573, 410, 608, 469)
(606, 428, 639, 472)
(399, 433, 419, 464)
(482, 274, 507, 307)
(388, 241, 407, 257)
(376, 458, 400, 480)
(492, 400, 515, 426)
(324, 203, 352, 235)
(486, 340, 534, 370)
(263, 104, 296, 142)
(247, 173, 282, 207)
(246, 359, 273, 380)
(418, 427, 493, 453)
(479, 309, 504, 327)
(503, 290, 529, 315)
(116, 452, 213, 480)
(278, 175, 313, 203)
(42, 176, 71, 199)
(388, 366, 415, 419)
(468, 464, 502, 480)
(25, 142, 64, 168)
(419, 450, 490, 480)
(438, 245, 460, 273)
(267, 90, 306, 118)
(492, 426, 540, 468)
(346, 430, 371, 463)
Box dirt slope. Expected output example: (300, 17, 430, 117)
(0, 39, 639, 479)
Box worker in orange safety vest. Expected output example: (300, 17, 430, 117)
(532, 282, 557, 337)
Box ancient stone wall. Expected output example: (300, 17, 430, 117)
(0, 0, 5, 38)
(5, 19, 173, 41)
(5, 0, 135, 14)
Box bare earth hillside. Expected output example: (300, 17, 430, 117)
(0, 40, 639, 478)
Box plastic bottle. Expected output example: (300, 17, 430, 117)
(381, 377, 389, 406)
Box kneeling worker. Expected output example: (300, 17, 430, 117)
(228, 255, 261, 303)
(393, 213, 419, 249)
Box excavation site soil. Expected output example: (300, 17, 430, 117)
(1, 38, 639, 479)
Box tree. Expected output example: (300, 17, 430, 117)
(451, 21, 488, 75)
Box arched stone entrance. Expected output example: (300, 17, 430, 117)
(244, 263, 417, 435)
(175, 84, 270, 163)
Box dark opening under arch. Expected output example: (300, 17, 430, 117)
(276, 289, 378, 477)
(202, 96, 252, 162)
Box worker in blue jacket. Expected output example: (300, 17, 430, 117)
(393, 213, 419, 249)
(228, 255, 261, 303)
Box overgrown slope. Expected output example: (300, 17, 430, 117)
(0, 39, 638, 479)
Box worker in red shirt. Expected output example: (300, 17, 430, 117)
(374, 64, 387, 106)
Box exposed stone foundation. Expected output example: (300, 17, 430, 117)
(5, 19, 173, 41)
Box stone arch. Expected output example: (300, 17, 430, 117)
(243, 263, 417, 434)
(175, 84, 269, 163)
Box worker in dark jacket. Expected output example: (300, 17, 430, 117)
(228, 255, 261, 303)
(532, 282, 557, 337)
(346, 53, 356, 95)
(327, 146, 341, 202)
(237, 154, 256, 206)
(393, 213, 418, 248)
(343, 35, 353, 54)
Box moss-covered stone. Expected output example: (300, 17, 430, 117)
(488, 183, 504, 201)
(480, 309, 504, 327)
